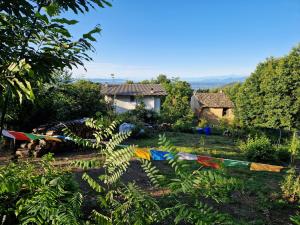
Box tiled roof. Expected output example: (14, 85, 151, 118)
(100, 84, 167, 96)
(195, 93, 234, 108)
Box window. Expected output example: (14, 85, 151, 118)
(222, 108, 229, 117)
(130, 96, 135, 102)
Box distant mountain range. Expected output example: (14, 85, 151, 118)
(183, 75, 247, 89)
(85, 75, 247, 90)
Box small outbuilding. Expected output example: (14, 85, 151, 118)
(191, 92, 234, 124)
(101, 84, 167, 114)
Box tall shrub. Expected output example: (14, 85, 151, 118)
(239, 136, 276, 163)
(236, 45, 300, 130)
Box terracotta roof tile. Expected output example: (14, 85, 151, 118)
(100, 84, 167, 96)
(195, 93, 234, 108)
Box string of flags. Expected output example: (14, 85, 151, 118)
(2, 129, 285, 173)
(134, 148, 285, 173)
(2, 130, 63, 142)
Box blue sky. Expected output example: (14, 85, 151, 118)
(69, 0, 300, 80)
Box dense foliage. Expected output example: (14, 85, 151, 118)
(161, 78, 193, 123)
(0, 0, 111, 132)
(140, 74, 171, 85)
(281, 168, 300, 203)
(236, 45, 300, 130)
(0, 154, 82, 225)
(7, 75, 106, 130)
(239, 135, 291, 164)
(240, 136, 275, 163)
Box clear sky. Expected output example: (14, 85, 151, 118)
(68, 0, 300, 80)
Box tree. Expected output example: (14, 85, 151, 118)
(0, 0, 111, 134)
(196, 88, 210, 93)
(223, 82, 242, 105)
(7, 79, 106, 130)
(140, 74, 171, 84)
(156, 74, 170, 84)
(161, 78, 193, 123)
(236, 45, 300, 130)
(126, 80, 134, 84)
(53, 80, 106, 121)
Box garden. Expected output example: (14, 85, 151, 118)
(1, 116, 299, 225)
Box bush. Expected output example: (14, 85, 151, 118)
(239, 136, 277, 163)
(0, 154, 82, 225)
(276, 145, 291, 164)
(7, 79, 107, 131)
(198, 118, 208, 128)
(173, 118, 193, 132)
(172, 109, 196, 133)
(281, 168, 300, 203)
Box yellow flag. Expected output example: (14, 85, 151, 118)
(135, 148, 151, 160)
(250, 162, 284, 172)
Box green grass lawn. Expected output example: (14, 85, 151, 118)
(125, 131, 245, 160)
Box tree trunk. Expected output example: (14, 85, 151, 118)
(278, 128, 282, 145)
(0, 92, 9, 137)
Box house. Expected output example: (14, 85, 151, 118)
(100, 84, 167, 114)
(190, 92, 234, 123)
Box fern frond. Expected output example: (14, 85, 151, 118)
(62, 127, 95, 149)
(103, 145, 135, 184)
(91, 210, 112, 225)
(72, 158, 103, 170)
(192, 170, 242, 203)
(140, 159, 165, 187)
(104, 131, 131, 155)
(85, 118, 105, 131)
(82, 173, 104, 193)
(173, 201, 232, 225)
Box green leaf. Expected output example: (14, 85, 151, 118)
(52, 18, 78, 25)
(82, 25, 101, 41)
(35, 12, 49, 24)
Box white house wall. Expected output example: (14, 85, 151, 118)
(141, 96, 154, 110)
(106, 95, 161, 114)
(114, 96, 136, 113)
(154, 97, 161, 113)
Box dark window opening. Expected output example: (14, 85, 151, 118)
(130, 96, 135, 102)
(222, 108, 229, 117)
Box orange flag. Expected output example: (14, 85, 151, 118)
(250, 162, 284, 172)
(135, 148, 151, 160)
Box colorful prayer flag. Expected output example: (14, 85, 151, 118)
(135, 148, 151, 160)
(250, 162, 284, 172)
(8, 131, 31, 141)
(177, 152, 197, 160)
(197, 156, 223, 169)
(44, 136, 62, 142)
(24, 133, 44, 141)
(2, 130, 15, 139)
(223, 159, 250, 168)
(150, 149, 174, 160)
